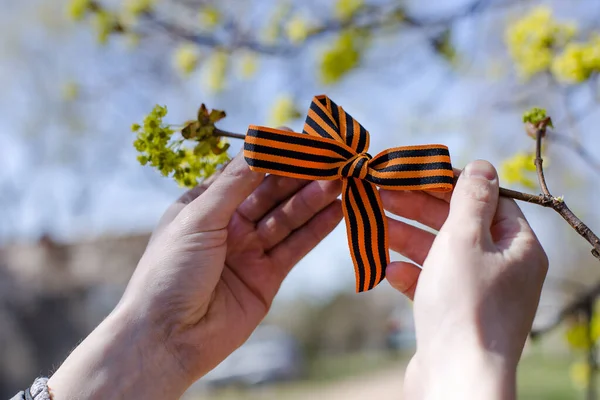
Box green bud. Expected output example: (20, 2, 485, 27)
(523, 107, 554, 128)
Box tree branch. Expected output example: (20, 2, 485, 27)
(138, 0, 502, 56)
(531, 120, 600, 261)
(531, 282, 600, 339)
(214, 127, 245, 140)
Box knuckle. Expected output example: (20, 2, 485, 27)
(457, 180, 493, 204)
(275, 208, 295, 231)
(260, 211, 291, 241)
(222, 157, 261, 184)
(441, 221, 481, 247)
(520, 233, 549, 275)
(296, 186, 318, 215)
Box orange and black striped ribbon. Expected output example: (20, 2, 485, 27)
(244, 95, 454, 292)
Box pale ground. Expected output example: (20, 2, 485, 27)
(283, 365, 405, 400)
(190, 365, 406, 400)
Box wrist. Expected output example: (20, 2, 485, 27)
(407, 345, 517, 400)
(48, 304, 191, 400)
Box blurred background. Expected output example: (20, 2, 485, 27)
(1, 0, 600, 398)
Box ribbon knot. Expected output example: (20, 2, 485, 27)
(244, 95, 454, 292)
(339, 153, 372, 180)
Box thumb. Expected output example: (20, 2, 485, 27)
(181, 151, 265, 231)
(442, 160, 499, 241)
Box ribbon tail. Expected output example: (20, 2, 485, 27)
(342, 178, 389, 292)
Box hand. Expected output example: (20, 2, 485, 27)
(48, 149, 343, 399)
(381, 160, 548, 399)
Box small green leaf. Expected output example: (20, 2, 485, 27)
(209, 109, 227, 123)
(182, 121, 200, 139)
(212, 142, 230, 155)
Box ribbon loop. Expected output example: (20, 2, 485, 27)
(244, 95, 455, 292)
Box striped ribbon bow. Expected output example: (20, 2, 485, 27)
(244, 95, 454, 292)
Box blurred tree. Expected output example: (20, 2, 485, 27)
(62, 1, 600, 395)
(0, 0, 597, 397)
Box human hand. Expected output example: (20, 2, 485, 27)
(48, 149, 343, 399)
(381, 160, 548, 399)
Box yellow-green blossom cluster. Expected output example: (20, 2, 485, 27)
(68, 0, 92, 21)
(565, 320, 598, 351)
(505, 6, 577, 79)
(334, 0, 364, 21)
(262, 2, 291, 44)
(570, 362, 591, 389)
(552, 35, 600, 83)
(268, 95, 302, 127)
(132, 105, 230, 187)
(93, 10, 118, 44)
(67, 0, 124, 45)
(238, 52, 258, 79)
(199, 6, 221, 31)
(285, 14, 312, 44)
(522, 107, 549, 126)
(202, 51, 229, 93)
(564, 312, 600, 389)
(173, 44, 200, 76)
(320, 30, 366, 84)
(124, 0, 154, 17)
(500, 152, 538, 189)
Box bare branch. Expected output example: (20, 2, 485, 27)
(530, 120, 600, 261)
(136, 0, 500, 56)
(534, 121, 552, 196)
(214, 127, 245, 140)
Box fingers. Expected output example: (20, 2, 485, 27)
(268, 200, 343, 275)
(387, 218, 436, 265)
(257, 180, 342, 250)
(237, 126, 312, 223)
(380, 190, 449, 231)
(180, 151, 265, 231)
(386, 261, 421, 300)
(237, 175, 311, 222)
(442, 160, 499, 242)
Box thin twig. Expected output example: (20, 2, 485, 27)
(498, 187, 550, 206)
(531, 120, 600, 261)
(214, 128, 245, 140)
(534, 118, 552, 196)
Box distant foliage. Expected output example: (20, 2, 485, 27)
(505, 6, 600, 83)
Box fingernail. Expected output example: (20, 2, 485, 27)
(464, 160, 496, 181)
